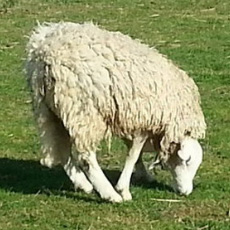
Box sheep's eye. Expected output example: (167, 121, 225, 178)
(185, 155, 191, 165)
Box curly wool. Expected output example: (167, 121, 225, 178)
(26, 22, 206, 155)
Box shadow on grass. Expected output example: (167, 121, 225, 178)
(0, 158, 172, 200)
(104, 169, 173, 192)
(0, 158, 71, 193)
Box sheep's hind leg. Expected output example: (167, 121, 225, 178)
(116, 135, 147, 201)
(63, 155, 93, 194)
(134, 151, 154, 183)
(79, 151, 123, 203)
(37, 103, 93, 193)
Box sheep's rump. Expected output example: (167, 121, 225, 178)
(26, 22, 206, 152)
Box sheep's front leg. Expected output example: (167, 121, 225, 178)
(63, 155, 93, 194)
(116, 135, 147, 201)
(79, 151, 123, 203)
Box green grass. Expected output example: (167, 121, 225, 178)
(0, 0, 230, 229)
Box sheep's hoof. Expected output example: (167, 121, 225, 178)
(116, 188, 132, 201)
(107, 193, 123, 203)
(84, 187, 94, 194)
(75, 184, 93, 194)
(121, 190, 132, 201)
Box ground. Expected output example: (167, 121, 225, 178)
(0, 0, 230, 229)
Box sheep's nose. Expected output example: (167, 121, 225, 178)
(179, 188, 192, 196)
(172, 184, 193, 196)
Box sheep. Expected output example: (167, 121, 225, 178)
(25, 22, 206, 202)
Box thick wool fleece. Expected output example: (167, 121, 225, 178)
(26, 22, 206, 162)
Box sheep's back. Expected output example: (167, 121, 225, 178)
(26, 22, 206, 147)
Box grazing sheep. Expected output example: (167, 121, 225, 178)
(25, 22, 206, 202)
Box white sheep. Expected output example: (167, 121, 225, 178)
(25, 22, 206, 202)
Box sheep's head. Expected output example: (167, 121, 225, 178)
(150, 137, 203, 196)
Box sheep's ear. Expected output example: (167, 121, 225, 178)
(177, 149, 191, 162)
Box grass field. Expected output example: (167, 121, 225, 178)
(0, 0, 230, 229)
